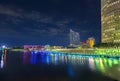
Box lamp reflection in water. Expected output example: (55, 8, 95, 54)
(23, 51, 90, 65)
(23, 51, 120, 79)
(89, 58, 95, 71)
(0, 49, 6, 69)
(93, 57, 120, 75)
(23, 51, 120, 67)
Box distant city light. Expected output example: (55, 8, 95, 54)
(2, 45, 6, 49)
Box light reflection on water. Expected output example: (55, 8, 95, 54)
(23, 51, 120, 73)
(0, 50, 6, 69)
(23, 51, 120, 80)
(0, 51, 120, 81)
(23, 51, 90, 65)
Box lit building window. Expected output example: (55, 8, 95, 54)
(101, 0, 120, 43)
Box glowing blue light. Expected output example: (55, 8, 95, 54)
(2, 45, 6, 49)
(34, 51, 38, 54)
(0, 55, 4, 69)
(0, 60, 4, 68)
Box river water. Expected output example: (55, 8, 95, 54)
(0, 50, 120, 81)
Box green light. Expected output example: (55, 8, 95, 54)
(103, 58, 107, 63)
(108, 59, 113, 67)
(99, 58, 106, 73)
(113, 59, 119, 64)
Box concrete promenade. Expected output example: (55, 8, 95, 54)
(5, 48, 120, 58)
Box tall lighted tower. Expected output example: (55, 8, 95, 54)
(87, 37, 95, 48)
(101, 0, 120, 43)
(69, 29, 80, 47)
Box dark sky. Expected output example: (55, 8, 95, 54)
(0, 0, 101, 46)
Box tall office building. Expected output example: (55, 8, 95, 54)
(69, 29, 80, 47)
(101, 0, 120, 43)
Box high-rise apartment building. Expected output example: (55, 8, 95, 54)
(101, 0, 120, 43)
(69, 29, 80, 47)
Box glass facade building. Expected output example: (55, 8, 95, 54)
(101, 0, 120, 43)
(69, 29, 80, 47)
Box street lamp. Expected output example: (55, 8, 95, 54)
(2, 45, 6, 49)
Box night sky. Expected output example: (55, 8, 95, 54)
(0, 0, 101, 46)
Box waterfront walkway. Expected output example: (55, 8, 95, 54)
(51, 48, 120, 58)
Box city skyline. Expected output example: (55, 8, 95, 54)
(0, 0, 101, 46)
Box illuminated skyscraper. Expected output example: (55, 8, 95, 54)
(101, 0, 120, 43)
(69, 29, 80, 47)
(87, 37, 95, 48)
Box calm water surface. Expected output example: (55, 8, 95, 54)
(0, 50, 120, 81)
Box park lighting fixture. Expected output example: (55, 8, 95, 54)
(2, 45, 6, 49)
